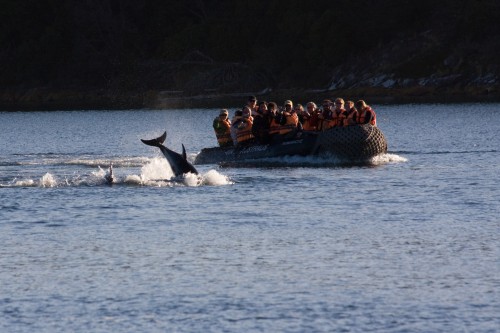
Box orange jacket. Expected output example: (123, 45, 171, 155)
(301, 113, 319, 131)
(236, 117, 254, 143)
(279, 112, 298, 135)
(357, 107, 377, 126)
(342, 109, 358, 126)
(213, 117, 232, 146)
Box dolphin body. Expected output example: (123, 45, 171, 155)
(104, 164, 114, 184)
(141, 131, 198, 178)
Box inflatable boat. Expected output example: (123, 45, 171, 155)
(194, 124, 388, 165)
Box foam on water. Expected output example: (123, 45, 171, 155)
(130, 158, 232, 187)
(19, 156, 234, 188)
(40, 173, 57, 187)
(14, 179, 35, 187)
(7, 156, 149, 168)
(0, 152, 405, 188)
(201, 169, 234, 186)
(1, 144, 404, 189)
(371, 153, 408, 165)
(139, 157, 174, 181)
(219, 152, 408, 168)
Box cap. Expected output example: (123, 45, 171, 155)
(219, 109, 228, 116)
(284, 100, 293, 107)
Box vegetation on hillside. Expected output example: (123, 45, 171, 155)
(1, 0, 499, 97)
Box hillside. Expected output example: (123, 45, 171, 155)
(1, 0, 499, 109)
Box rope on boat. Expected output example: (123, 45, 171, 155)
(316, 124, 387, 159)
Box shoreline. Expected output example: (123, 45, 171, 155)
(1, 86, 499, 111)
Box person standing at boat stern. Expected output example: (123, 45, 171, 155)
(213, 109, 233, 147)
(247, 95, 259, 117)
(355, 100, 377, 126)
(252, 101, 272, 144)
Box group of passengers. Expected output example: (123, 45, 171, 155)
(212, 95, 377, 147)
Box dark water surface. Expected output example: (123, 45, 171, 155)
(0, 104, 498, 332)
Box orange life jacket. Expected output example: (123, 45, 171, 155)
(279, 112, 298, 135)
(302, 113, 319, 131)
(269, 117, 281, 135)
(357, 107, 377, 126)
(332, 109, 345, 127)
(213, 118, 232, 146)
(320, 109, 343, 130)
(342, 109, 358, 127)
(302, 121, 314, 131)
(236, 117, 254, 143)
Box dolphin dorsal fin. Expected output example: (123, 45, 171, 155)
(182, 144, 187, 160)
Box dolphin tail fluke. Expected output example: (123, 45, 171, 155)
(141, 131, 167, 147)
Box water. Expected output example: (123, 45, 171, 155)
(0, 104, 498, 332)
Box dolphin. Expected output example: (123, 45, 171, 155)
(104, 163, 114, 184)
(141, 131, 198, 178)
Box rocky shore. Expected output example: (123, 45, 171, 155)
(1, 83, 498, 111)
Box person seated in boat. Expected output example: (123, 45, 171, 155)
(230, 109, 243, 146)
(213, 109, 232, 147)
(234, 107, 255, 146)
(318, 99, 333, 130)
(293, 103, 305, 134)
(247, 95, 259, 117)
(294, 103, 305, 123)
(342, 100, 358, 126)
(268, 102, 278, 118)
(268, 100, 299, 142)
(330, 98, 346, 128)
(268, 102, 282, 138)
(252, 101, 272, 144)
(300, 102, 321, 131)
(279, 100, 300, 140)
(355, 100, 377, 126)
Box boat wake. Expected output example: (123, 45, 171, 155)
(218, 152, 407, 168)
(0, 152, 406, 188)
(0, 157, 233, 188)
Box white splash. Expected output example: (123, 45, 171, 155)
(40, 173, 57, 187)
(3, 157, 232, 188)
(183, 172, 202, 187)
(124, 174, 144, 185)
(91, 166, 107, 178)
(201, 169, 233, 186)
(371, 153, 408, 165)
(122, 157, 174, 186)
(14, 179, 35, 187)
(140, 157, 173, 181)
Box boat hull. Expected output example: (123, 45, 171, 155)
(194, 124, 387, 165)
